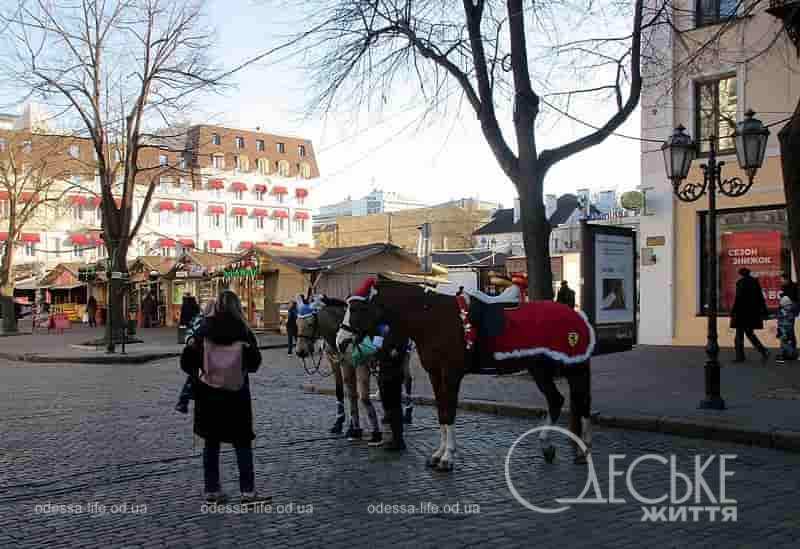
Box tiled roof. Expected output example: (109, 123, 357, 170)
(472, 194, 582, 236)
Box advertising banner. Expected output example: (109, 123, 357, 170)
(720, 231, 783, 311)
(594, 233, 636, 325)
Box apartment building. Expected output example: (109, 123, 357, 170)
(1, 117, 319, 273)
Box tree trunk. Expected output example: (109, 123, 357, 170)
(0, 242, 18, 333)
(104, 244, 129, 352)
(518, 174, 554, 301)
(779, 97, 800, 279)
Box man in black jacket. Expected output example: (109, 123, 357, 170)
(556, 280, 576, 309)
(731, 268, 770, 363)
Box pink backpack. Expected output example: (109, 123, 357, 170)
(200, 340, 245, 391)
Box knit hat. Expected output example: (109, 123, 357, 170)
(348, 277, 378, 303)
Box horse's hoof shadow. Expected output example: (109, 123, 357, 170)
(436, 460, 454, 472)
(426, 457, 440, 469)
(543, 446, 556, 464)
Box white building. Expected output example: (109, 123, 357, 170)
(315, 188, 428, 226)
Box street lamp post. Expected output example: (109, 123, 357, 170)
(662, 110, 770, 410)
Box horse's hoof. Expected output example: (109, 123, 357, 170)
(426, 457, 440, 468)
(543, 446, 556, 463)
(436, 460, 454, 472)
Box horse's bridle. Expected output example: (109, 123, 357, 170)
(296, 312, 325, 374)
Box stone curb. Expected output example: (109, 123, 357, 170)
(301, 383, 800, 454)
(0, 343, 288, 365)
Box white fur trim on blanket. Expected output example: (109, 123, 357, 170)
(493, 310, 596, 365)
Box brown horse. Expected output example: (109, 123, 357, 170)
(336, 277, 592, 471)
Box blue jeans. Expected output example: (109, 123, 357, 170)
(203, 440, 254, 493)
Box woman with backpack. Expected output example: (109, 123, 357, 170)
(180, 290, 264, 504)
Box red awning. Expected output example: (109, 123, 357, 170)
(158, 201, 175, 211)
(208, 205, 225, 214)
(69, 195, 88, 206)
(69, 234, 90, 246)
(272, 186, 288, 195)
(294, 211, 309, 220)
(22, 233, 40, 243)
(254, 184, 267, 193)
(231, 207, 248, 216)
(91, 196, 102, 207)
(239, 242, 254, 249)
(295, 188, 308, 198)
(207, 240, 222, 249)
(158, 238, 176, 248)
(178, 239, 195, 248)
(0, 233, 7, 241)
(93, 237, 104, 246)
(272, 210, 288, 219)
(208, 179, 225, 190)
(252, 208, 268, 217)
(177, 202, 194, 212)
(0, 191, 9, 200)
(230, 182, 247, 192)
(19, 192, 37, 203)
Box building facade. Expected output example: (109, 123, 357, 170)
(638, 1, 798, 345)
(314, 188, 428, 226)
(1, 116, 319, 275)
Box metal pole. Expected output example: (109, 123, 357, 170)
(700, 137, 725, 410)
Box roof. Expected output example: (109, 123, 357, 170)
(129, 256, 177, 276)
(432, 250, 509, 268)
(253, 243, 418, 273)
(472, 194, 582, 236)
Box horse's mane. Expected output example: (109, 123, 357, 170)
(321, 296, 347, 308)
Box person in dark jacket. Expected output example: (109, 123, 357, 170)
(179, 294, 201, 327)
(86, 296, 98, 328)
(376, 326, 410, 451)
(180, 290, 264, 504)
(286, 300, 298, 356)
(142, 292, 156, 328)
(780, 273, 798, 350)
(731, 268, 770, 363)
(556, 280, 576, 309)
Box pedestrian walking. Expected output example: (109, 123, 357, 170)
(180, 293, 200, 327)
(287, 299, 298, 356)
(142, 292, 156, 328)
(731, 268, 770, 363)
(86, 296, 97, 328)
(180, 290, 265, 504)
(776, 294, 798, 364)
(556, 280, 576, 309)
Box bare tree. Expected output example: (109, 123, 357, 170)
(1, 0, 228, 349)
(271, 0, 658, 299)
(0, 131, 79, 332)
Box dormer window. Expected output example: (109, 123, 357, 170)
(212, 133, 221, 145)
(235, 136, 245, 149)
(696, 0, 737, 27)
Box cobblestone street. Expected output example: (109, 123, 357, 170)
(1, 350, 799, 548)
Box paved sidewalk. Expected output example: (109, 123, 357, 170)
(0, 324, 287, 364)
(304, 345, 800, 451)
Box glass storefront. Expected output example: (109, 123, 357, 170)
(699, 206, 791, 314)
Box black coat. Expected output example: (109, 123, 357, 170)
(782, 280, 799, 303)
(180, 313, 262, 444)
(179, 297, 200, 326)
(731, 275, 769, 330)
(556, 286, 576, 308)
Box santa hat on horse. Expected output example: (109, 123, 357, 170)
(348, 277, 378, 303)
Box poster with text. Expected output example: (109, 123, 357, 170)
(720, 231, 783, 311)
(594, 233, 635, 324)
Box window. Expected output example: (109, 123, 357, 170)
(236, 136, 245, 149)
(234, 215, 244, 229)
(208, 213, 222, 228)
(234, 190, 243, 201)
(300, 163, 311, 179)
(73, 246, 83, 258)
(23, 141, 32, 153)
(234, 155, 241, 170)
(212, 133, 221, 146)
(69, 144, 80, 158)
(277, 142, 285, 154)
(181, 211, 193, 227)
(258, 158, 269, 175)
(114, 149, 122, 163)
(298, 145, 306, 157)
(256, 140, 265, 152)
(274, 218, 285, 232)
(73, 205, 84, 221)
(159, 154, 168, 167)
(256, 190, 265, 201)
(179, 154, 188, 170)
(297, 195, 305, 206)
(255, 216, 265, 230)
(240, 155, 249, 172)
(276, 192, 284, 204)
(24, 242, 35, 257)
(0, 199, 9, 218)
(95, 206, 102, 224)
(161, 247, 173, 257)
(278, 160, 290, 177)
(159, 209, 174, 226)
(0, 138, 6, 151)
(699, 206, 790, 315)
(696, 75, 737, 155)
(213, 187, 224, 199)
(294, 219, 307, 233)
(212, 154, 224, 169)
(696, 0, 737, 27)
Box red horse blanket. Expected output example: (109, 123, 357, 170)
(456, 297, 595, 365)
